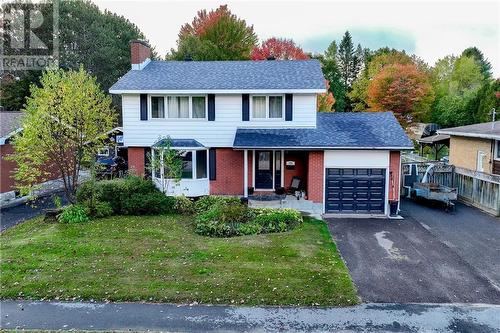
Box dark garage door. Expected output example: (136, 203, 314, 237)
(325, 168, 386, 214)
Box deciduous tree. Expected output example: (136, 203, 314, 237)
(9, 68, 116, 202)
(317, 80, 336, 112)
(170, 5, 257, 60)
(251, 38, 309, 60)
(431, 55, 485, 127)
(367, 63, 433, 124)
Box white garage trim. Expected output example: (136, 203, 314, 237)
(323, 150, 390, 216)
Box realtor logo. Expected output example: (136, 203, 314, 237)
(1, 1, 59, 71)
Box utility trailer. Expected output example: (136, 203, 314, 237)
(411, 182, 458, 211)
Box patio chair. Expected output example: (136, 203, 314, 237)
(288, 176, 302, 199)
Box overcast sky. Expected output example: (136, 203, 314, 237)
(94, 0, 500, 76)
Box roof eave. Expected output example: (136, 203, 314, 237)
(109, 88, 326, 95)
(437, 130, 500, 141)
(232, 146, 414, 150)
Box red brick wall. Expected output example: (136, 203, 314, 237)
(131, 41, 151, 65)
(128, 147, 145, 177)
(307, 151, 324, 203)
(0, 144, 17, 193)
(1, 143, 61, 194)
(210, 148, 245, 195)
(389, 151, 401, 201)
(284, 151, 307, 190)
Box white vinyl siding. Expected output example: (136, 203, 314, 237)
(123, 93, 317, 147)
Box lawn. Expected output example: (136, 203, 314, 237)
(0, 215, 358, 306)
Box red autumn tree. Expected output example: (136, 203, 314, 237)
(367, 63, 433, 123)
(251, 37, 309, 60)
(317, 80, 336, 112)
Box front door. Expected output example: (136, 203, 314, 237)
(255, 151, 273, 189)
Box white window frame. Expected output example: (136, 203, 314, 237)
(250, 95, 285, 120)
(97, 147, 110, 157)
(495, 140, 500, 161)
(152, 147, 209, 180)
(148, 95, 208, 120)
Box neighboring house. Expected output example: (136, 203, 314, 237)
(0, 111, 61, 202)
(0, 111, 25, 200)
(109, 40, 413, 216)
(439, 121, 500, 175)
(95, 127, 127, 160)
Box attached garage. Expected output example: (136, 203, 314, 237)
(325, 168, 386, 214)
(323, 150, 391, 216)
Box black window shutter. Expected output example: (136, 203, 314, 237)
(140, 94, 148, 120)
(209, 148, 216, 180)
(208, 94, 215, 121)
(144, 147, 151, 178)
(242, 94, 249, 121)
(285, 94, 293, 121)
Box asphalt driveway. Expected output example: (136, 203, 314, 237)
(0, 192, 66, 232)
(326, 200, 500, 304)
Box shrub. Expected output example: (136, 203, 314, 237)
(237, 222, 263, 235)
(90, 201, 114, 218)
(195, 205, 245, 237)
(58, 204, 90, 224)
(76, 176, 175, 216)
(252, 208, 302, 233)
(194, 195, 241, 213)
(121, 192, 176, 215)
(174, 196, 195, 215)
(194, 199, 302, 237)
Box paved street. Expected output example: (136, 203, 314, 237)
(327, 199, 500, 304)
(1, 300, 499, 332)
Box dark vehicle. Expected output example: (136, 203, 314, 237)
(96, 156, 127, 179)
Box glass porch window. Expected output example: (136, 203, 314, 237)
(196, 150, 207, 179)
(181, 152, 193, 178)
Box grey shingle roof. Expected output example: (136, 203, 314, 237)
(0, 111, 23, 138)
(438, 121, 500, 140)
(110, 60, 325, 92)
(153, 138, 204, 148)
(233, 112, 413, 149)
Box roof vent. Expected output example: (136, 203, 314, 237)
(266, 56, 276, 60)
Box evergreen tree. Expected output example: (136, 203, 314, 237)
(337, 31, 361, 89)
(319, 41, 346, 112)
(462, 47, 492, 79)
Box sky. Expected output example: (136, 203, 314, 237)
(94, 0, 500, 76)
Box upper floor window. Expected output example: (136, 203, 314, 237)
(151, 96, 165, 118)
(150, 95, 206, 119)
(495, 140, 500, 160)
(251, 95, 283, 119)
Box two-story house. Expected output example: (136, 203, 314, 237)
(109, 40, 413, 216)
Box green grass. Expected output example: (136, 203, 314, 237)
(0, 215, 358, 306)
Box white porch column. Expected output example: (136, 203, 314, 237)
(243, 149, 248, 197)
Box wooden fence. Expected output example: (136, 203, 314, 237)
(402, 162, 500, 216)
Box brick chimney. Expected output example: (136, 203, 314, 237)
(130, 40, 151, 70)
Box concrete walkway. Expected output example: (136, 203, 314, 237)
(1, 300, 499, 332)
